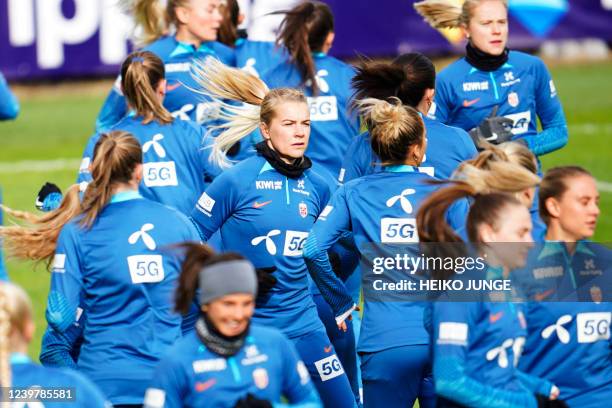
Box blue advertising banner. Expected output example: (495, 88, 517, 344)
(1, 0, 611, 81)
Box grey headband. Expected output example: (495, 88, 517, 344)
(198, 260, 258, 305)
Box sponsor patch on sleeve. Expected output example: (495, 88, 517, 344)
(438, 322, 469, 345)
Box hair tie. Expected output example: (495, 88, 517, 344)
(132, 56, 145, 63)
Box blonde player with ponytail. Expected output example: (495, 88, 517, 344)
(0, 282, 107, 407)
(189, 58, 357, 407)
(415, 0, 567, 158)
(1, 132, 201, 406)
(303, 97, 468, 408)
(96, 0, 235, 131)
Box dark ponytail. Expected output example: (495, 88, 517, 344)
(417, 182, 475, 244)
(175, 243, 246, 314)
(418, 184, 523, 243)
(218, 0, 241, 46)
(276, 1, 334, 95)
(352, 53, 436, 108)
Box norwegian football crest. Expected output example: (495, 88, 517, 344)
(508, 92, 519, 108)
(299, 202, 308, 218)
(252, 368, 269, 389)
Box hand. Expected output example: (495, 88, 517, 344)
(469, 106, 514, 149)
(233, 393, 273, 408)
(35, 182, 62, 212)
(255, 266, 277, 296)
(337, 305, 360, 332)
(535, 393, 569, 408)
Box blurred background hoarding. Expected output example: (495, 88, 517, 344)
(1, 0, 611, 81)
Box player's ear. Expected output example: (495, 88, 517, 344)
(545, 197, 562, 220)
(259, 122, 271, 140)
(157, 79, 167, 99)
(133, 163, 143, 184)
(175, 5, 190, 26)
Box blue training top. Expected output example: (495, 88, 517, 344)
(262, 54, 360, 176)
(303, 166, 468, 353)
(430, 51, 567, 157)
(428, 300, 552, 408)
(516, 241, 612, 408)
(191, 155, 332, 339)
(144, 325, 322, 408)
(46, 193, 201, 405)
(10, 353, 109, 407)
(96, 37, 236, 131)
(235, 39, 288, 79)
(0, 72, 19, 120)
(78, 116, 221, 216)
(338, 115, 477, 183)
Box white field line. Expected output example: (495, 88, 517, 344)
(597, 181, 612, 193)
(0, 158, 80, 173)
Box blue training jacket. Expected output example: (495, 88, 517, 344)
(338, 115, 477, 183)
(428, 300, 552, 408)
(144, 325, 322, 408)
(78, 116, 221, 216)
(235, 39, 287, 79)
(191, 155, 332, 339)
(11, 353, 108, 407)
(303, 166, 468, 353)
(430, 51, 567, 157)
(96, 37, 235, 132)
(262, 54, 359, 176)
(0, 72, 19, 120)
(516, 241, 612, 408)
(46, 192, 201, 405)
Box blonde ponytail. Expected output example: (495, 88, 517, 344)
(453, 161, 540, 195)
(414, 0, 463, 29)
(414, 0, 508, 29)
(120, 0, 169, 46)
(0, 282, 34, 398)
(0, 185, 82, 264)
(192, 57, 307, 167)
(355, 97, 424, 165)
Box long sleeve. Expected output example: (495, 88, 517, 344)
(432, 303, 538, 408)
(515, 370, 553, 397)
(46, 224, 84, 333)
(303, 186, 354, 318)
(521, 60, 568, 156)
(144, 357, 188, 408)
(40, 302, 85, 368)
(0, 73, 19, 120)
(190, 170, 241, 241)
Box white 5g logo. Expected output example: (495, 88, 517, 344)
(381, 218, 418, 243)
(251, 230, 308, 257)
(314, 354, 344, 382)
(127, 224, 165, 283)
(307, 96, 338, 121)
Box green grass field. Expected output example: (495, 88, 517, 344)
(1, 61, 611, 361)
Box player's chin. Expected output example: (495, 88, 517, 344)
(289, 147, 307, 158)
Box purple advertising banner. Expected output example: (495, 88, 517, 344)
(1, 0, 611, 81)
